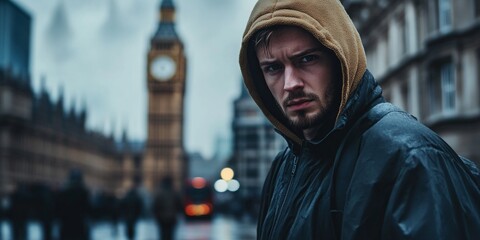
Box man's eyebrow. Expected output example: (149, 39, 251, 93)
(259, 59, 278, 67)
(289, 47, 326, 60)
(258, 47, 328, 67)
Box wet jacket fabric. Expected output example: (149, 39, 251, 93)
(238, 0, 480, 239)
(256, 71, 480, 239)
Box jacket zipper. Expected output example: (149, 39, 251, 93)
(291, 156, 298, 176)
(270, 155, 299, 238)
(282, 155, 298, 205)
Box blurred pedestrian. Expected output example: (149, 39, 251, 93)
(56, 170, 90, 240)
(33, 184, 54, 240)
(9, 184, 30, 240)
(121, 185, 143, 240)
(108, 194, 120, 237)
(239, 0, 480, 238)
(153, 176, 181, 240)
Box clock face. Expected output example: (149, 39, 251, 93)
(150, 55, 176, 81)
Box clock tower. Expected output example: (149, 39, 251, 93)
(145, 0, 186, 191)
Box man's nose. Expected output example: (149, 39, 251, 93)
(284, 66, 304, 91)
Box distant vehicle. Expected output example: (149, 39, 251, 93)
(183, 177, 214, 219)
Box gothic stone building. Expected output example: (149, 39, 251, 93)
(0, 0, 133, 198)
(0, 72, 132, 197)
(343, 0, 480, 165)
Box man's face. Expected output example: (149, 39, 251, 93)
(255, 26, 340, 131)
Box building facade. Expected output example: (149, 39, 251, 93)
(0, 0, 131, 198)
(0, 76, 129, 197)
(231, 80, 287, 204)
(343, 0, 480, 164)
(0, 0, 191, 200)
(0, 0, 31, 82)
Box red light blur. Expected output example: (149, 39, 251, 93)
(191, 177, 206, 189)
(184, 203, 212, 216)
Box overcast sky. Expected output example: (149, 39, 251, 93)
(13, 0, 257, 159)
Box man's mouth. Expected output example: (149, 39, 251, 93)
(286, 98, 311, 106)
(285, 98, 313, 110)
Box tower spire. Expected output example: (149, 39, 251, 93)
(160, 0, 175, 11)
(152, 0, 178, 41)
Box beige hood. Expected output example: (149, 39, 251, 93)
(239, 0, 367, 145)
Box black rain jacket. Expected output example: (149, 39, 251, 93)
(257, 71, 480, 239)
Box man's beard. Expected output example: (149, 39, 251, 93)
(280, 89, 338, 130)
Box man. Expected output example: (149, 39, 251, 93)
(56, 170, 91, 240)
(238, 0, 480, 239)
(121, 185, 143, 240)
(153, 176, 181, 240)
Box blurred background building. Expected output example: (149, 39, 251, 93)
(229, 81, 287, 217)
(0, 3, 191, 239)
(0, 3, 190, 224)
(0, 0, 30, 82)
(343, 0, 480, 165)
(0, 0, 131, 198)
(0, 0, 191, 198)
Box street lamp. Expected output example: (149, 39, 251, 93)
(214, 179, 228, 192)
(214, 167, 240, 193)
(220, 167, 234, 181)
(227, 179, 240, 192)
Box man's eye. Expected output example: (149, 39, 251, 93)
(263, 64, 282, 74)
(299, 55, 319, 63)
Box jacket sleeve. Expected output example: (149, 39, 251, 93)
(381, 148, 480, 240)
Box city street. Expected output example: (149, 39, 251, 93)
(0, 215, 256, 240)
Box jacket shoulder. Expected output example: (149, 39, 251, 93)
(351, 109, 461, 181)
(363, 110, 448, 155)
